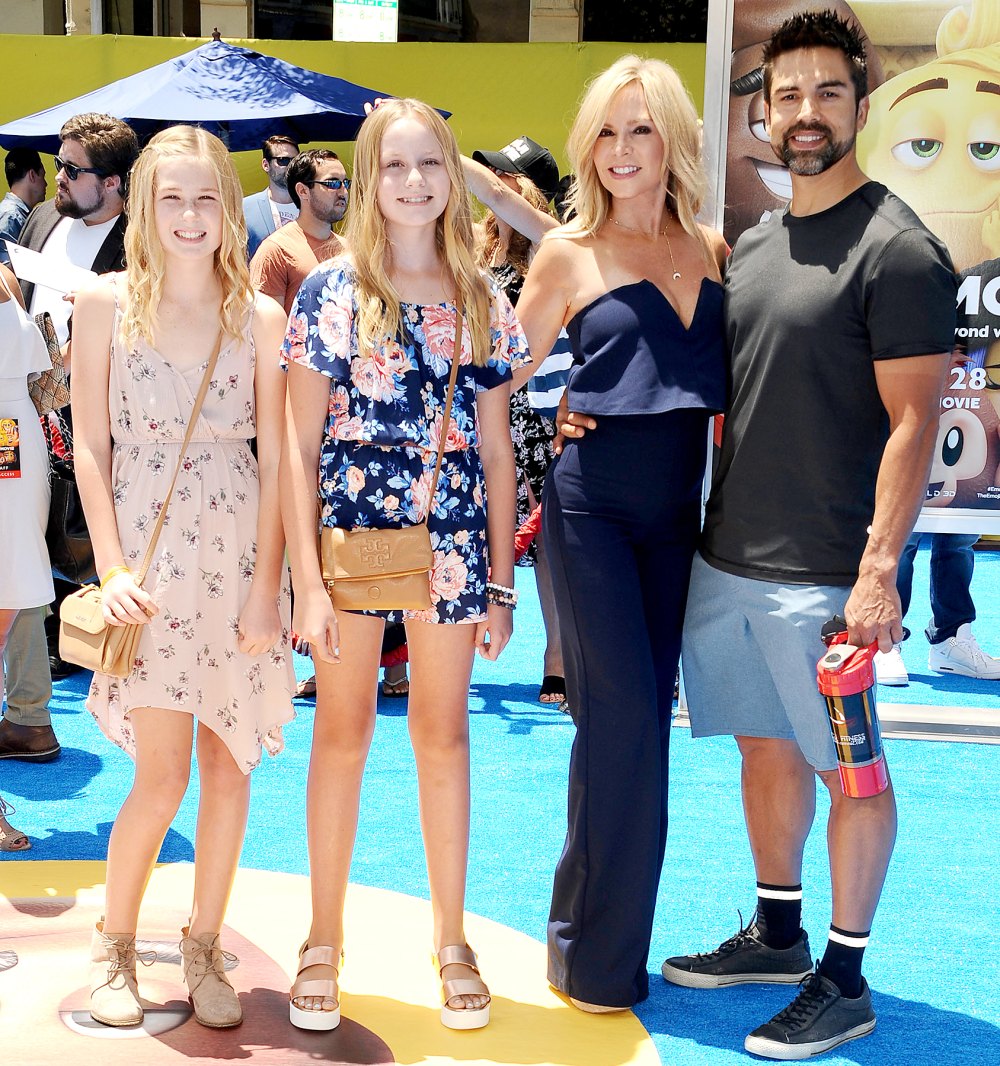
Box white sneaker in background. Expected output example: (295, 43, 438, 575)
(873, 643, 909, 686)
(927, 623, 1000, 680)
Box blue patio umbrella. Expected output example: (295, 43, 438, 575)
(0, 40, 437, 153)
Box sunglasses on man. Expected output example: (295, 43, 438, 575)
(268, 156, 296, 166)
(55, 156, 107, 181)
(306, 178, 352, 190)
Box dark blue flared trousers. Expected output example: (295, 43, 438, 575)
(543, 410, 708, 1007)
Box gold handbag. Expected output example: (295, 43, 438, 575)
(29, 312, 71, 416)
(58, 585, 144, 678)
(320, 524, 434, 611)
(58, 331, 224, 678)
(320, 311, 463, 613)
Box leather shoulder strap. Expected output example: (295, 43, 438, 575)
(134, 329, 225, 584)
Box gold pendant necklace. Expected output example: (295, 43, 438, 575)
(609, 216, 682, 281)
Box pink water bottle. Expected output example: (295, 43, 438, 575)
(817, 617, 889, 798)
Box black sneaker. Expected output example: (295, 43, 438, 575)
(744, 969, 876, 1060)
(661, 915, 812, 988)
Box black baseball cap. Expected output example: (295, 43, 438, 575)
(472, 136, 560, 202)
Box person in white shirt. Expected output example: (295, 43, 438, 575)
(18, 113, 138, 344)
(1, 113, 138, 762)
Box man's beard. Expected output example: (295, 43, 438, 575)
(777, 122, 855, 176)
(54, 189, 97, 219)
(318, 201, 348, 225)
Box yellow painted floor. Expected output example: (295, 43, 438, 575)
(2, 862, 660, 1066)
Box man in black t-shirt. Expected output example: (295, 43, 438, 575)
(659, 13, 956, 1060)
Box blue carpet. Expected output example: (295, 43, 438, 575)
(3, 547, 999, 1065)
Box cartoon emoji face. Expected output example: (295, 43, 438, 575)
(859, 53, 1000, 271)
(0, 418, 19, 447)
(724, 0, 883, 245)
(924, 389, 1000, 508)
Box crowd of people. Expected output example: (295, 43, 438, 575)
(0, 8, 996, 1061)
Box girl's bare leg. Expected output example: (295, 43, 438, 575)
(188, 724, 251, 936)
(405, 619, 487, 1012)
(294, 610, 384, 1014)
(103, 708, 194, 934)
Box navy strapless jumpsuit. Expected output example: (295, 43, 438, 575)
(544, 278, 727, 1007)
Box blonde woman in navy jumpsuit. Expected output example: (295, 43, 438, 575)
(513, 56, 728, 1011)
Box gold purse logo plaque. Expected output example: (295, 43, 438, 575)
(359, 536, 391, 570)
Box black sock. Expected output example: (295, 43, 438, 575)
(754, 882, 802, 949)
(819, 925, 869, 998)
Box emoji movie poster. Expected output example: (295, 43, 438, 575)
(0, 417, 21, 479)
(704, 0, 1000, 531)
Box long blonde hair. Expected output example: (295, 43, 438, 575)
(122, 125, 252, 345)
(564, 55, 709, 255)
(345, 98, 492, 366)
(478, 173, 551, 276)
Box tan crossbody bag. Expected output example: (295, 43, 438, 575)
(59, 331, 224, 678)
(320, 311, 464, 612)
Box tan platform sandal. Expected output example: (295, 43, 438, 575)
(289, 943, 341, 1031)
(179, 926, 243, 1028)
(434, 944, 491, 1030)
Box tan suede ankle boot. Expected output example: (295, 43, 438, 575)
(90, 921, 144, 1027)
(179, 927, 242, 1028)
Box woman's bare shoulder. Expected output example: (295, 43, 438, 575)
(0, 263, 21, 304)
(540, 221, 595, 247)
(253, 288, 285, 325)
(75, 271, 119, 313)
(535, 225, 594, 272)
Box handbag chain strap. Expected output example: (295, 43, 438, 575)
(132, 329, 225, 586)
(420, 308, 464, 527)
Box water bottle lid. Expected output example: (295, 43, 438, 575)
(819, 644, 861, 673)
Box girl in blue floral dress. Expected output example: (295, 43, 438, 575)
(280, 98, 528, 1034)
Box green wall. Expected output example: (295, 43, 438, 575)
(0, 35, 706, 194)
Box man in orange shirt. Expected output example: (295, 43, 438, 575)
(250, 149, 348, 315)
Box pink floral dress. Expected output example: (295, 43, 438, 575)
(282, 261, 530, 624)
(86, 294, 296, 773)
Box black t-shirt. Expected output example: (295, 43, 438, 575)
(702, 182, 956, 586)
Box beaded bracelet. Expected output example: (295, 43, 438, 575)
(100, 565, 132, 590)
(486, 581, 518, 610)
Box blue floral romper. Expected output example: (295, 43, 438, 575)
(282, 261, 530, 624)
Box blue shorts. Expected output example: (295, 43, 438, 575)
(681, 554, 851, 771)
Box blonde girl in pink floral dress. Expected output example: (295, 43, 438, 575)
(71, 126, 294, 1030)
(281, 98, 527, 1033)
